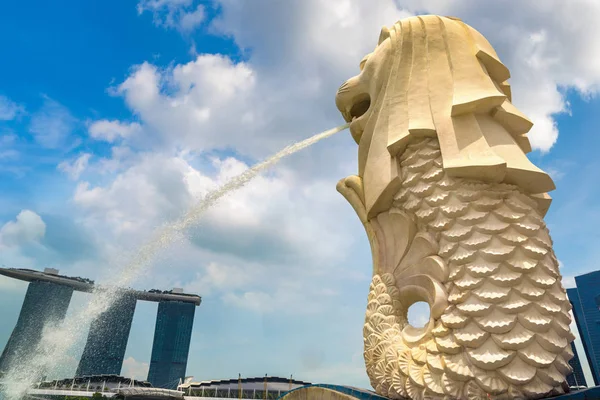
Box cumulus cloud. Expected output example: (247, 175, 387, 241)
(0, 210, 46, 248)
(562, 276, 576, 289)
(223, 291, 274, 313)
(137, 0, 205, 33)
(0, 95, 24, 121)
(122, 357, 150, 380)
(58, 153, 91, 180)
(184, 262, 254, 296)
(0, 209, 100, 273)
(113, 56, 258, 153)
(73, 150, 353, 266)
(73, 153, 193, 236)
(88, 120, 142, 143)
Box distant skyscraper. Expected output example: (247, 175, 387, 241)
(147, 301, 196, 389)
(76, 292, 137, 376)
(0, 267, 200, 383)
(566, 341, 587, 387)
(0, 280, 74, 373)
(568, 271, 600, 386)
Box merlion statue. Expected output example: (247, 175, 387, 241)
(335, 15, 575, 400)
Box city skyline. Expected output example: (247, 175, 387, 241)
(1, 0, 600, 390)
(0, 267, 200, 387)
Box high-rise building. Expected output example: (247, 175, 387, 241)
(147, 300, 196, 389)
(0, 279, 74, 373)
(566, 341, 587, 387)
(568, 271, 600, 386)
(76, 292, 137, 376)
(0, 268, 200, 384)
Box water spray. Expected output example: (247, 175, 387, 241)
(0, 122, 349, 400)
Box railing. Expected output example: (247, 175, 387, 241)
(37, 386, 112, 392)
(185, 389, 283, 399)
(27, 388, 116, 398)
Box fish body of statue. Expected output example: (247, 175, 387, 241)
(335, 15, 574, 400)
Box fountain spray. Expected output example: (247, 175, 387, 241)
(0, 122, 349, 400)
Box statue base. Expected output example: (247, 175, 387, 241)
(278, 385, 600, 400)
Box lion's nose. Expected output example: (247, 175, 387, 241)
(335, 76, 361, 122)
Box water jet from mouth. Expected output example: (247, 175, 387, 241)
(0, 122, 350, 400)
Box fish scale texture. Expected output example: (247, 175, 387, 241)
(363, 137, 575, 400)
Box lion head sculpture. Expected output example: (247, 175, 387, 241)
(335, 15, 554, 219)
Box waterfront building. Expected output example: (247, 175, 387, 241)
(147, 299, 196, 389)
(76, 293, 137, 376)
(0, 269, 74, 373)
(0, 268, 201, 382)
(37, 374, 152, 392)
(178, 376, 311, 399)
(568, 271, 600, 386)
(566, 341, 587, 388)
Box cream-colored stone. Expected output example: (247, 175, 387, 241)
(335, 14, 574, 400)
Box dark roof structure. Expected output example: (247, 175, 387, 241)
(182, 376, 311, 388)
(0, 267, 201, 305)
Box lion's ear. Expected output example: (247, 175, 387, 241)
(378, 26, 391, 45)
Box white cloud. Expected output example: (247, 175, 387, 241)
(137, 0, 205, 33)
(122, 357, 150, 380)
(113, 56, 257, 153)
(58, 153, 92, 180)
(223, 291, 274, 313)
(28, 96, 78, 149)
(562, 276, 576, 289)
(73, 153, 194, 236)
(178, 5, 205, 33)
(208, 0, 600, 154)
(219, 277, 341, 315)
(184, 262, 254, 296)
(73, 149, 353, 266)
(88, 120, 142, 143)
(0, 210, 46, 248)
(0, 95, 24, 121)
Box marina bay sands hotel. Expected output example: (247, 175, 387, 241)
(0, 267, 201, 389)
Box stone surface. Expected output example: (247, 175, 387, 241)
(335, 15, 575, 400)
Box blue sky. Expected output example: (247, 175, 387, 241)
(1, 0, 600, 389)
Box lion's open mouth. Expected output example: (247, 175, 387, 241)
(346, 93, 371, 144)
(350, 94, 371, 121)
(341, 93, 371, 123)
(335, 78, 371, 144)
